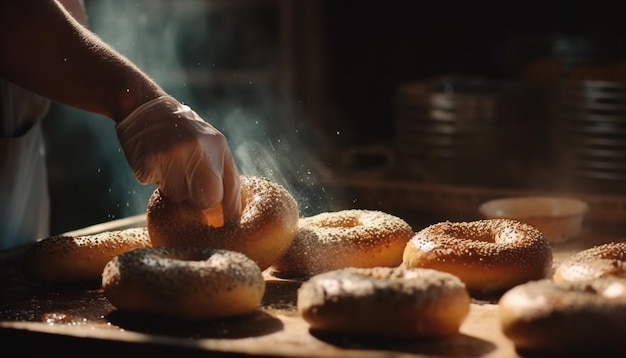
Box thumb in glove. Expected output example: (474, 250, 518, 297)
(116, 96, 242, 221)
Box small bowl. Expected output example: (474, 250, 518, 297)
(478, 196, 589, 244)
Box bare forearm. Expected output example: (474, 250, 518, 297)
(58, 0, 88, 27)
(0, 0, 166, 122)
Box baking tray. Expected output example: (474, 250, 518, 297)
(1, 200, 623, 357)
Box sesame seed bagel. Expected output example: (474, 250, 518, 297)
(22, 227, 151, 284)
(498, 278, 626, 356)
(403, 219, 553, 293)
(553, 242, 626, 283)
(270, 209, 414, 279)
(297, 266, 471, 339)
(146, 175, 299, 271)
(102, 247, 266, 320)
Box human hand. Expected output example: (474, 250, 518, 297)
(116, 96, 242, 221)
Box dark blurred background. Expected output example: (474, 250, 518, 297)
(44, 0, 626, 234)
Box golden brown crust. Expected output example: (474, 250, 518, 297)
(402, 219, 553, 293)
(554, 242, 626, 283)
(146, 176, 299, 271)
(102, 247, 265, 320)
(297, 267, 470, 339)
(22, 227, 151, 283)
(271, 210, 414, 278)
(498, 278, 626, 356)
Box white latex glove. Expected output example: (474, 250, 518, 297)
(116, 96, 242, 221)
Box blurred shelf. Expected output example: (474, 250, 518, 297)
(321, 175, 626, 232)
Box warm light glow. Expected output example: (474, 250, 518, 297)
(202, 205, 224, 227)
(602, 281, 626, 299)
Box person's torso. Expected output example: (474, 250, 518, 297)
(0, 80, 51, 250)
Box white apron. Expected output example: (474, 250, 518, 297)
(0, 80, 50, 250)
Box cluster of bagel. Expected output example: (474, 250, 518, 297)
(20, 176, 626, 353)
(22, 175, 300, 320)
(499, 241, 626, 356)
(404, 222, 626, 355)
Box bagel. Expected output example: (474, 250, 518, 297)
(22, 227, 151, 283)
(403, 219, 553, 293)
(146, 175, 299, 271)
(271, 209, 414, 278)
(498, 278, 626, 356)
(102, 247, 266, 320)
(297, 266, 470, 339)
(554, 242, 626, 283)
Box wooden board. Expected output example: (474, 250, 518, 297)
(0, 270, 514, 357)
(0, 217, 623, 357)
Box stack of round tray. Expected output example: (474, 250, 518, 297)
(393, 77, 502, 185)
(552, 80, 626, 192)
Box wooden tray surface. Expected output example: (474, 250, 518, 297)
(0, 215, 622, 357)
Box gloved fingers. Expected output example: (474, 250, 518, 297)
(151, 142, 217, 209)
(220, 149, 242, 222)
(154, 153, 189, 203)
(184, 145, 242, 221)
(116, 95, 242, 218)
(186, 163, 222, 210)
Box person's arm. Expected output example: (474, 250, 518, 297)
(0, 0, 165, 123)
(0, 0, 242, 220)
(57, 0, 88, 27)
